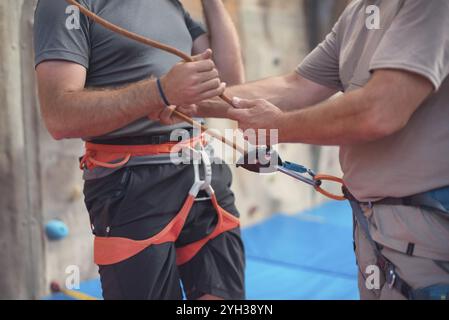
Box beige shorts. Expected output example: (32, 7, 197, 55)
(354, 204, 449, 300)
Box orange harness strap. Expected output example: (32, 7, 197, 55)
(80, 136, 204, 170)
(176, 194, 240, 266)
(94, 193, 240, 266)
(88, 138, 240, 266)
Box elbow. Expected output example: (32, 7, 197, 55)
(360, 104, 408, 141)
(42, 114, 71, 141)
(50, 131, 67, 141)
(46, 123, 68, 141)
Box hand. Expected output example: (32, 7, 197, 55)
(160, 49, 226, 106)
(227, 97, 284, 132)
(158, 104, 198, 125)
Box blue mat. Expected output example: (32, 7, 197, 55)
(47, 201, 359, 300)
(244, 200, 359, 300)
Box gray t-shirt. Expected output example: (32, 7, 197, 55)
(297, 0, 449, 202)
(34, 0, 206, 140)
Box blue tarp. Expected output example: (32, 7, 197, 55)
(47, 201, 359, 300)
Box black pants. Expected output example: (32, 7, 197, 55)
(83, 163, 246, 300)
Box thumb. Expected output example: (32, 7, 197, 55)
(227, 107, 248, 121)
(192, 49, 213, 62)
(232, 97, 257, 109)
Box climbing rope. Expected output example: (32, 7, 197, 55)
(64, 0, 346, 201)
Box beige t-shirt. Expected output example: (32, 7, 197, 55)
(297, 0, 449, 202)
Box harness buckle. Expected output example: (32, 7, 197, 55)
(387, 265, 397, 289)
(187, 143, 214, 199)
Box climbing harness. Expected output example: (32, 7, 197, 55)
(345, 187, 449, 300)
(92, 141, 240, 266)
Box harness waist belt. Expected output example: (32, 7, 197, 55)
(80, 135, 205, 170)
(343, 186, 449, 215)
(90, 128, 196, 146)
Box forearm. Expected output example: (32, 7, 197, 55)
(43, 79, 162, 139)
(202, 0, 244, 85)
(278, 89, 378, 145)
(199, 72, 337, 117)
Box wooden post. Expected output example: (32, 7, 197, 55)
(0, 0, 45, 300)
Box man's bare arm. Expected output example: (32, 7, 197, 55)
(36, 50, 224, 140)
(36, 61, 162, 140)
(229, 69, 434, 145)
(193, 0, 245, 85)
(195, 72, 338, 118)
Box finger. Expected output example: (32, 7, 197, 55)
(191, 49, 213, 62)
(232, 97, 259, 109)
(197, 78, 221, 94)
(199, 82, 226, 100)
(159, 106, 177, 125)
(197, 68, 219, 83)
(191, 59, 215, 72)
(227, 107, 249, 122)
(177, 104, 198, 117)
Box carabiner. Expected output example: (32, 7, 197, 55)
(313, 174, 346, 201)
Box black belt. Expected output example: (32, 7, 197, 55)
(90, 128, 196, 146)
(343, 186, 449, 215)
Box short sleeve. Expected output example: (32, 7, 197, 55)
(296, 16, 344, 91)
(370, 0, 449, 91)
(184, 10, 207, 41)
(172, 0, 206, 41)
(34, 0, 91, 69)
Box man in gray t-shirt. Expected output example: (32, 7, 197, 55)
(34, 0, 245, 300)
(194, 0, 449, 300)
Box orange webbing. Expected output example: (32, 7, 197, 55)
(176, 195, 240, 266)
(93, 194, 240, 266)
(80, 135, 205, 170)
(94, 195, 195, 266)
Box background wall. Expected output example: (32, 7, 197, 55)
(0, 0, 346, 299)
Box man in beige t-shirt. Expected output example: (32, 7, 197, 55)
(183, 0, 449, 299)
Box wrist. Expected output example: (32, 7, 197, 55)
(274, 112, 289, 143)
(148, 79, 166, 114)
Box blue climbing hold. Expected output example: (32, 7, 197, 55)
(45, 220, 69, 240)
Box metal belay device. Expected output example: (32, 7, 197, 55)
(237, 146, 346, 201)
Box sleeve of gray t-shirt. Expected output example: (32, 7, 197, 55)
(181, 5, 207, 41)
(34, 0, 91, 69)
(370, 0, 449, 91)
(34, 0, 207, 69)
(295, 13, 345, 91)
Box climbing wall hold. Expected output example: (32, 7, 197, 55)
(45, 220, 69, 240)
(69, 185, 82, 202)
(248, 205, 259, 218)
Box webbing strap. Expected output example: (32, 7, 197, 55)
(176, 195, 240, 266)
(349, 199, 415, 299)
(94, 194, 240, 267)
(94, 195, 195, 266)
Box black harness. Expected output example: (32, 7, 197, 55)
(344, 187, 449, 300)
